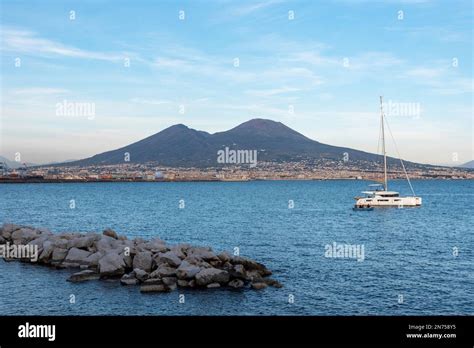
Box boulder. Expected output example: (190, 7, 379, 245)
(228, 279, 245, 289)
(95, 235, 121, 253)
(67, 235, 97, 250)
(246, 270, 263, 282)
(103, 228, 118, 239)
(263, 278, 283, 288)
(162, 277, 177, 286)
(177, 279, 189, 287)
(151, 265, 176, 278)
(231, 256, 271, 275)
(120, 273, 138, 286)
(11, 228, 39, 244)
(98, 252, 126, 277)
(38, 241, 54, 263)
(1, 223, 22, 239)
(187, 246, 219, 261)
(64, 248, 92, 265)
(142, 278, 163, 286)
(176, 261, 201, 280)
(51, 248, 68, 263)
(53, 238, 69, 249)
(156, 251, 182, 267)
(207, 283, 220, 289)
(217, 251, 231, 263)
(134, 268, 149, 282)
(84, 252, 103, 267)
(144, 238, 168, 253)
(251, 282, 268, 290)
(67, 270, 100, 283)
(195, 268, 229, 286)
(231, 264, 247, 280)
(133, 251, 153, 272)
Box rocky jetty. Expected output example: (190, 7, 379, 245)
(0, 224, 281, 292)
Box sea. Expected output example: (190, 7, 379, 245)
(0, 180, 472, 315)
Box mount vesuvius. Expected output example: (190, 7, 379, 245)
(62, 119, 422, 168)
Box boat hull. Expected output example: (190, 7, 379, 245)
(355, 196, 421, 207)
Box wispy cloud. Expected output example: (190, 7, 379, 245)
(1, 27, 124, 61)
(130, 98, 171, 105)
(245, 87, 302, 97)
(231, 0, 286, 16)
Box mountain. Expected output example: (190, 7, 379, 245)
(0, 156, 37, 169)
(459, 160, 474, 169)
(57, 118, 428, 168)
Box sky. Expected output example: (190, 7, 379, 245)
(0, 0, 472, 165)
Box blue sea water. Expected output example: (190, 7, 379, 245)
(0, 180, 472, 315)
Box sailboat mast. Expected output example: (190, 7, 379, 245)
(380, 96, 388, 191)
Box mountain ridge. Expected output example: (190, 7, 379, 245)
(51, 118, 435, 169)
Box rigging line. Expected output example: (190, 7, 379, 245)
(383, 114, 416, 196)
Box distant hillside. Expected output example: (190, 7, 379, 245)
(58, 118, 432, 169)
(459, 160, 474, 169)
(0, 156, 36, 169)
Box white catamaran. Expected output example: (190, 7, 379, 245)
(354, 97, 422, 209)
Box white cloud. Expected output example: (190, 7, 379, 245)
(231, 0, 286, 16)
(1, 27, 124, 61)
(245, 87, 302, 97)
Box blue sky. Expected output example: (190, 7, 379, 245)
(0, 0, 472, 165)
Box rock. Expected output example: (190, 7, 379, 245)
(144, 238, 168, 253)
(84, 252, 103, 267)
(51, 248, 68, 263)
(98, 252, 126, 277)
(65, 248, 92, 265)
(134, 268, 149, 282)
(11, 228, 39, 244)
(140, 284, 168, 293)
(169, 245, 186, 259)
(103, 228, 118, 239)
(176, 261, 201, 280)
(231, 256, 270, 275)
(228, 279, 245, 289)
(177, 279, 189, 287)
(67, 270, 100, 283)
(183, 255, 211, 268)
(246, 270, 263, 282)
(231, 264, 247, 280)
(195, 268, 230, 286)
(120, 273, 138, 286)
(38, 241, 54, 263)
(217, 252, 231, 263)
(0, 236, 5, 244)
(67, 235, 97, 249)
(263, 278, 283, 288)
(142, 278, 163, 286)
(151, 265, 176, 278)
(156, 251, 182, 267)
(1, 223, 22, 239)
(207, 283, 220, 289)
(53, 238, 69, 249)
(95, 235, 121, 253)
(162, 277, 177, 286)
(132, 251, 153, 272)
(187, 246, 219, 261)
(251, 282, 268, 290)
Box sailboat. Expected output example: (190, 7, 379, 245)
(353, 97, 422, 209)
